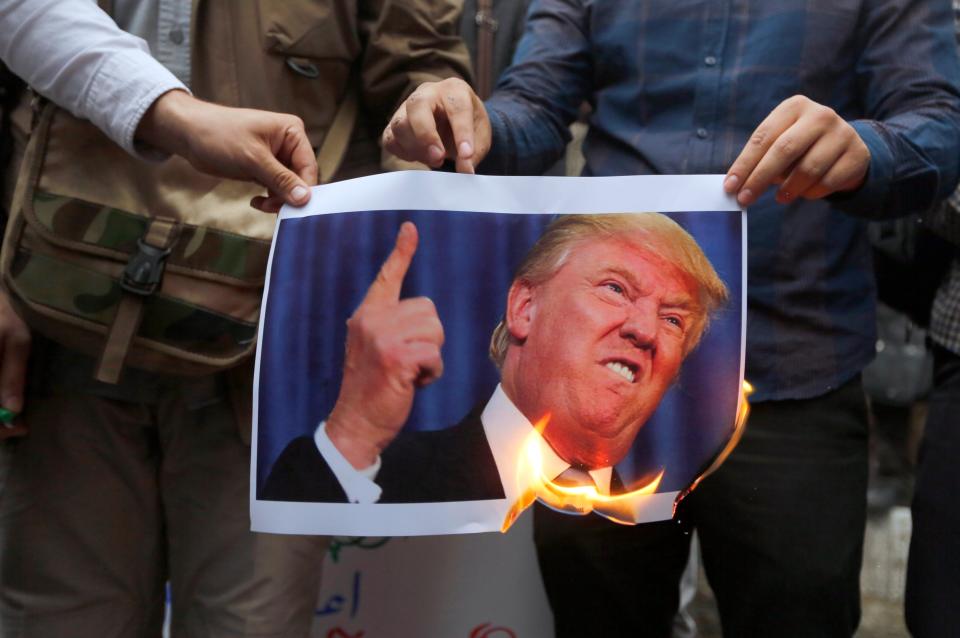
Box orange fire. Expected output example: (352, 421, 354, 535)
(501, 380, 754, 532)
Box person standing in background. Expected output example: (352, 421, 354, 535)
(904, 5, 960, 631)
(0, 1, 470, 636)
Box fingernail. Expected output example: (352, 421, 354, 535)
(723, 174, 739, 192)
(428, 145, 444, 162)
(291, 185, 308, 202)
(455, 157, 476, 175)
(777, 190, 792, 203)
(458, 141, 474, 157)
(737, 188, 754, 206)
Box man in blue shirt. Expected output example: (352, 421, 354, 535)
(383, 1, 960, 635)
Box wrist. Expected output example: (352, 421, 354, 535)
(135, 89, 196, 158)
(326, 409, 385, 470)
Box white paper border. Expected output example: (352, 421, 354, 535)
(251, 172, 746, 536)
(279, 171, 741, 219)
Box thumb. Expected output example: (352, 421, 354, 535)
(253, 152, 311, 208)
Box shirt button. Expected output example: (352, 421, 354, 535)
(169, 28, 185, 45)
(696, 128, 709, 139)
(704, 55, 718, 67)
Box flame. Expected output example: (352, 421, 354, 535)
(501, 380, 754, 532)
(675, 379, 753, 503)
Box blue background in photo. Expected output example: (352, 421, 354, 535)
(257, 209, 743, 496)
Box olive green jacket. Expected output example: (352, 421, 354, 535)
(187, 0, 471, 178)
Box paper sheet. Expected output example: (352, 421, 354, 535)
(251, 172, 746, 536)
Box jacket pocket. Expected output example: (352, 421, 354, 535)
(257, 0, 361, 61)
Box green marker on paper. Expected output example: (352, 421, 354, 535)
(0, 407, 18, 426)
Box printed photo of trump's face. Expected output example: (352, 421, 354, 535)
(254, 190, 745, 536)
(495, 214, 729, 471)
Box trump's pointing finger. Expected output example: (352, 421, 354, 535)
(363, 221, 418, 306)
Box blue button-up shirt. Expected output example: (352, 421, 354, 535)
(483, 0, 960, 401)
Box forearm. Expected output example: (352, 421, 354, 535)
(833, 107, 960, 219)
(482, 96, 574, 175)
(831, 0, 960, 219)
(0, 0, 186, 157)
(478, 0, 591, 175)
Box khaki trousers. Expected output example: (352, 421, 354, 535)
(0, 340, 329, 637)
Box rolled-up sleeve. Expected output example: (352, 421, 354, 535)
(0, 0, 186, 158)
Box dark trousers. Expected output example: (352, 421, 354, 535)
(535, 377, 869, 638)
(0, 340, 329, 637)
(905, 345, 960, 638)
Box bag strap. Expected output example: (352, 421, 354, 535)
(95, 217, 179, 383)
(317, 82, 358, 184)
(474, 0, 498, 100)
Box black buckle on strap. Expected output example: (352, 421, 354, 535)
(121, 239, 170, 296)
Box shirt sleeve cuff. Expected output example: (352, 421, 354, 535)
(84, 48, 189, 161)
(313, 422, 383, 504)
(478, 104, 512, 175)
(827, 119, 894, 215)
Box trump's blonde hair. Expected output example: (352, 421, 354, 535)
(490, 213, 729, 368)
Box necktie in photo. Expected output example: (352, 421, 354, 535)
(552, 465, 597, 489)
(541, 465, 597, 515)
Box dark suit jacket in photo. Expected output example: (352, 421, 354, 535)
(260, 406, 507, 504)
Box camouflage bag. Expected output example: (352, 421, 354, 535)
(1, 96, 355, 383)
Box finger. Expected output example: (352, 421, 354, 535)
(363, 222, 419, 306)
(395, 297, 445, 346)
(383, 106, 437, 164)
(464, 107, 492, 173)
(391, 108, 441, 167)
(401, 91, 453, 167)
(250, 149, 311, 208)
(439, 88, 478, 174)
(250, 194, 284, 213)
(404, 342, 444, 387)
(252, 117, 317, 206)
(725, 98, 803, 201)
(775, 134, 846, 204)
(283, 125, 319, 187)
(454, 155, 476, 175)
(0, 330, 30, 415)
(382, 122, 399, 156)
(736, 118, 825, 206)
(802, 150, 870, 200)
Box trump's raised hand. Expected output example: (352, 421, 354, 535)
(382, 78, 491, 174)
(325, 222, 445, 469)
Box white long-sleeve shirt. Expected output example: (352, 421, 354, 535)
(0, 0, 187, 156)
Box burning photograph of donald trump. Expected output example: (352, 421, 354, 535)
(251, 172, 745, 537)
